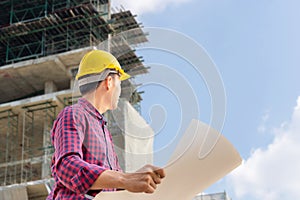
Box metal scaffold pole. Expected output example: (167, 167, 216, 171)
(1, 109, 19, 186)
(21, 110, 34, 183)
(42, 105, 56, 179)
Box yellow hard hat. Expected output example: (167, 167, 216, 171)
(75, 50, 130, 82)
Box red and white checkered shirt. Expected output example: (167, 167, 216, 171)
(47, 98, 122, 200)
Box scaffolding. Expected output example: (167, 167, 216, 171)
(0, 0, 149, 190)
(0, 1, 147, 72)
(0, 109, 19, 186)
(0, 2, 112, 65)
(0, 1, 148, 106)
(0, 0, 109, 26)
(21, 101, 57, 183)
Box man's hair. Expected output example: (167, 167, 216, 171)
(78, 73, 118, 95)
(79, 81, 101, 96)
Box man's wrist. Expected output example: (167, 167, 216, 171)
(117, 171, 127, 190)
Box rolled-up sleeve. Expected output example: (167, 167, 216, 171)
(55, 154, 105, 194)
(51, 107, 106, 194)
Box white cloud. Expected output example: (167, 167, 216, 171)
(112, 0, 192, 15)
(228, 97, 300, 200)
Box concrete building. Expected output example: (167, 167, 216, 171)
(0, 0, 153, 199)
(193, 191, 231, 200)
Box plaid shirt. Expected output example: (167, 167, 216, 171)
(47, 98, 122, 200)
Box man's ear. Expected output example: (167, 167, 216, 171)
(105, 76, 113, 90)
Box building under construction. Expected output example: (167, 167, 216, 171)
(0, 1, 154, 199)
(193, 191, 232, 200)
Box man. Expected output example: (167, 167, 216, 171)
(47, 50, 165, 199)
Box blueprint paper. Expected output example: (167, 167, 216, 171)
(94, 119, 242, 200)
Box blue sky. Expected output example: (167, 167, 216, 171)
(113, 0, 300, 199)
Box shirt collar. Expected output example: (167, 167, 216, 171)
(78, 98, 107, 124)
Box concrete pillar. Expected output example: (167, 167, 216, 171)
(70, 79, 75, 90)
(112, 99, 154, 172)
(44, 81, 57, 94)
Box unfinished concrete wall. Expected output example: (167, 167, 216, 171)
(0, 185, 28, 200)
(0, 179, 53, 200)
(111, 99, 154, 172)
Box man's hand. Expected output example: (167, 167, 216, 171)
(122, 164, 166, 193)
(90, 165, 165, 194)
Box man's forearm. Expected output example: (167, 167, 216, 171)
(90, 165, 165, 193)
(90, 170, 125, 190)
